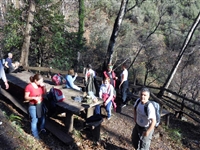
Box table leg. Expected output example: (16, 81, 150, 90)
(65, 111, 74, 133)
(86, 107, 94, 118)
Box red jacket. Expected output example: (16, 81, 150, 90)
(103, 71, 117, 88)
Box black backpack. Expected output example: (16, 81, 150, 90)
(135, 99, 161, 127)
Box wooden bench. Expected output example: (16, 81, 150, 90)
(85, 118, 103, 141)
(4, 71, 103, 142)
(160, 108, 171, 127)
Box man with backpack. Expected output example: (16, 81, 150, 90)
(132, 87, 156, 150)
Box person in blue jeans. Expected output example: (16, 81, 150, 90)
(24, 74, 46, 139)
(95, 77, 114, 120)
(119, 63, 129, 108)
(65, 69, 81, 91)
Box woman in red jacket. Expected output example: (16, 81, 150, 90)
(103, 64, 118, 88)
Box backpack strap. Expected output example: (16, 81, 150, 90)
(135, 99, 150, 117)
(134, 98, 140, 110)
(144, 101, 150, 116)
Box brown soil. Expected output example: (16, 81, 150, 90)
(0, 94, 200, 150)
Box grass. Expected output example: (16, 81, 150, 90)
(164, 126, 182, 144)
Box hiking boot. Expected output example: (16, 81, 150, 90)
(40, 129, 46, 134)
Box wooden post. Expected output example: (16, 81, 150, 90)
(86, 107, 95, 118)
(86, 119, 103, 141)
(93, 124, 101, 141)
(65, 111, 74, 133)
(178, 95, 185, 119)
(165, 114, 170, 127)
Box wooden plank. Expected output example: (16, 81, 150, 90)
(64, 111, 74, 133)
(0, 88, 27, 114)
(45, 119, 74, 144)
(161, 109, 171, 117)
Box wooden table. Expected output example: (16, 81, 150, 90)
(56, 89, 103, 132)
(5, 71, 103, 133)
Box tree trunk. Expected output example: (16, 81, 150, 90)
(78, 0, 84, 47)
(20, 0, 35, 67)
(106, 0, 128, 65)
(158, 12, 200, 97)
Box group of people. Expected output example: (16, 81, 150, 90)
(64, 63, 130, 120)
(69, 63, 155, 150)
(0, 58, 156, 149)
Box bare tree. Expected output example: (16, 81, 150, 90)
(106, 0, 147, 67)
(158, 11, 200, 97)
(106, 0, 128, 65)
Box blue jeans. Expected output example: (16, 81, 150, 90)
(29, 105, 45, 139)
(121, 80, 128, 103)
(95, 101, 112, 118)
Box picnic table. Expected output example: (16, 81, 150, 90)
(4, 71, 103, 142)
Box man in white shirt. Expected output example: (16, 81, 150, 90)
(0, 60, 9, 125)
(132, 87, 156, 150)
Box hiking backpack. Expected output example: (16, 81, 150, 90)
(135, 98, 161, 127)
(52, 74, 66, 85)
(48, 87, 65, 103)
(45, 87, 65, 116)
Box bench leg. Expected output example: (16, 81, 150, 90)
(93, 124, 101, 141)
(165, 114, 170, 127)
(65, 111, 74, 133)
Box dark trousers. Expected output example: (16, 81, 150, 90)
(121, 80, 128, 103)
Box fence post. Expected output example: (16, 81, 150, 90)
(178, 94, 185, 119)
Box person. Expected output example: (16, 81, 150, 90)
(24, 74, 47, 139)
(65, 69, 81, 91)
(85, 64, 97, 95)
(103, 64, 118, 88)
(131, 87, 156, 150)
(119, 63, 128, 108)
(95, 77, 116, 120)
(0, 60, 9, 125)
(4, 53, 20, 73)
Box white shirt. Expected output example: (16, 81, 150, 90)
(85, 69, 95, 81)
(0, 61, 7, 82)
(134, 99, 156, 127)
(99, 84, 114, 103)
(120, 69, 128, 81)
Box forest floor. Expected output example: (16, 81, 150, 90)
(0, 94, 200, 150)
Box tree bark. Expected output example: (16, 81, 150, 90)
(20, 0, 35, 67)
(78, 0, 84, 47)
(106, 0, 128, 65)
(158, 12, 200, 98)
